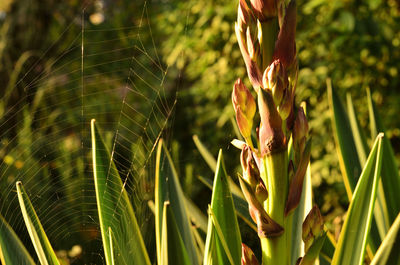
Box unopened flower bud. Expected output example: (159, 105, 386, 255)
(240, 145, 260, 187)
(238, 0, 254, 32)
(293, 107, 308, 158)
(233, 79, 257, 141)
(246, 27, 260, 62)
(250, 0, 278, 21)
(255, 181, 268, 203)
(262, 60, 288, 106)
(242, 243, 259, 265)
(302, 205, 324, 252)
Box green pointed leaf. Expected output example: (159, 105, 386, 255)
(331, 133, 384, 265)
(91, 119, 150, 265)
(320, 232, 336, 263)
(155, 139, 198, 265)
(347, 92, 389, 243)
(16, 181, 60, 265)
(367, 88, 400, 223)
(160, 202, 192, 265)
(203, 150, 242, 265)
(198, 175, 257, 232)
(371, 212, 400, 265)
(327, 79, 361, 197)
(328, 82, 381, 250)
(0, 214, 35, 265)
(291, 162, 313, 265)
(299, 233, 327, 265)
(193, 135, 243, 198)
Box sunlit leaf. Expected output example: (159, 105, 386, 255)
(16, 181, 60, 265)
(155, 139, 198, 265)
(367, 88, 400, 224)
(0, 213, 35, 265)
(371, 212, 400, 265)
(331, 133, 384, 265)
(203, 150, 241, 265)
(91, 119, 150, 265)
(160, 202, 192, 265)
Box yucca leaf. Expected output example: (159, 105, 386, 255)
(367, 88, 400, 223)
(347, 93, 389, 242)
(160, 202, 192, 265)
(16, 181, 60, 265)
(0, 213, 35, 265)
(371, 212, 400, 265)
(328, 82, 381, 250)
(299, 232, 327, 265)
(155, 139, 198, 265)
(193, 135, 243, 198)
(291, 162, 313, 265)
(91, 119, 150, 265)
(108, 227, 115, 265)
(203, 150, 242, 265)
(327, 79, 361, 197)
(320, 231, 336, 263)
(331, 133, 384, 265)
(198, 175, 256, 232)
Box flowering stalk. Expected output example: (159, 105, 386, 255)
(233, 1, 315, 264)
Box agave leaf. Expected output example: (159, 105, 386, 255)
(160, 202, 192, 265)
(16, 181, 60, 265)
(290, 161, 313, 265)
(155, 139, 198, 265)
(331, 133, 384, 265)
(198, 176, 257, 232)
(91, 119, 150, 265)
(0, 214, 35, 265)
(371, 212, 400, 265)
(203, 150, 242, 265)
(367, 88, 400, 223)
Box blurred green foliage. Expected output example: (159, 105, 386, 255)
(0, 0, 400, 263)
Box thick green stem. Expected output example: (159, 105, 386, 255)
(260, 150, 291, 265)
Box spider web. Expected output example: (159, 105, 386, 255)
(0, 1, 189, 263)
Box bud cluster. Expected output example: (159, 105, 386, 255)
(232, 1, 319, 263)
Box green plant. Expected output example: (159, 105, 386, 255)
(1, 1, 400, 265)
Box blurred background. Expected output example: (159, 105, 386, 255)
(0, 0, 399, 263)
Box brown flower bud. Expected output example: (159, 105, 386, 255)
(246, 27, 260, 62)
(272, 0, 297, 69)
(262, 60, 288, 107)
(250, 0, 278, 21)
(302, 205, 324, 253)
(238, 0, 255, 32)
(235, 23, 263, 88)
(257, 89, 285, 155)
(233, 79, 257, 141)
(293, 106, 309, 158)
(242, 244, 259, 265)
(240, 145, 260, 187)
